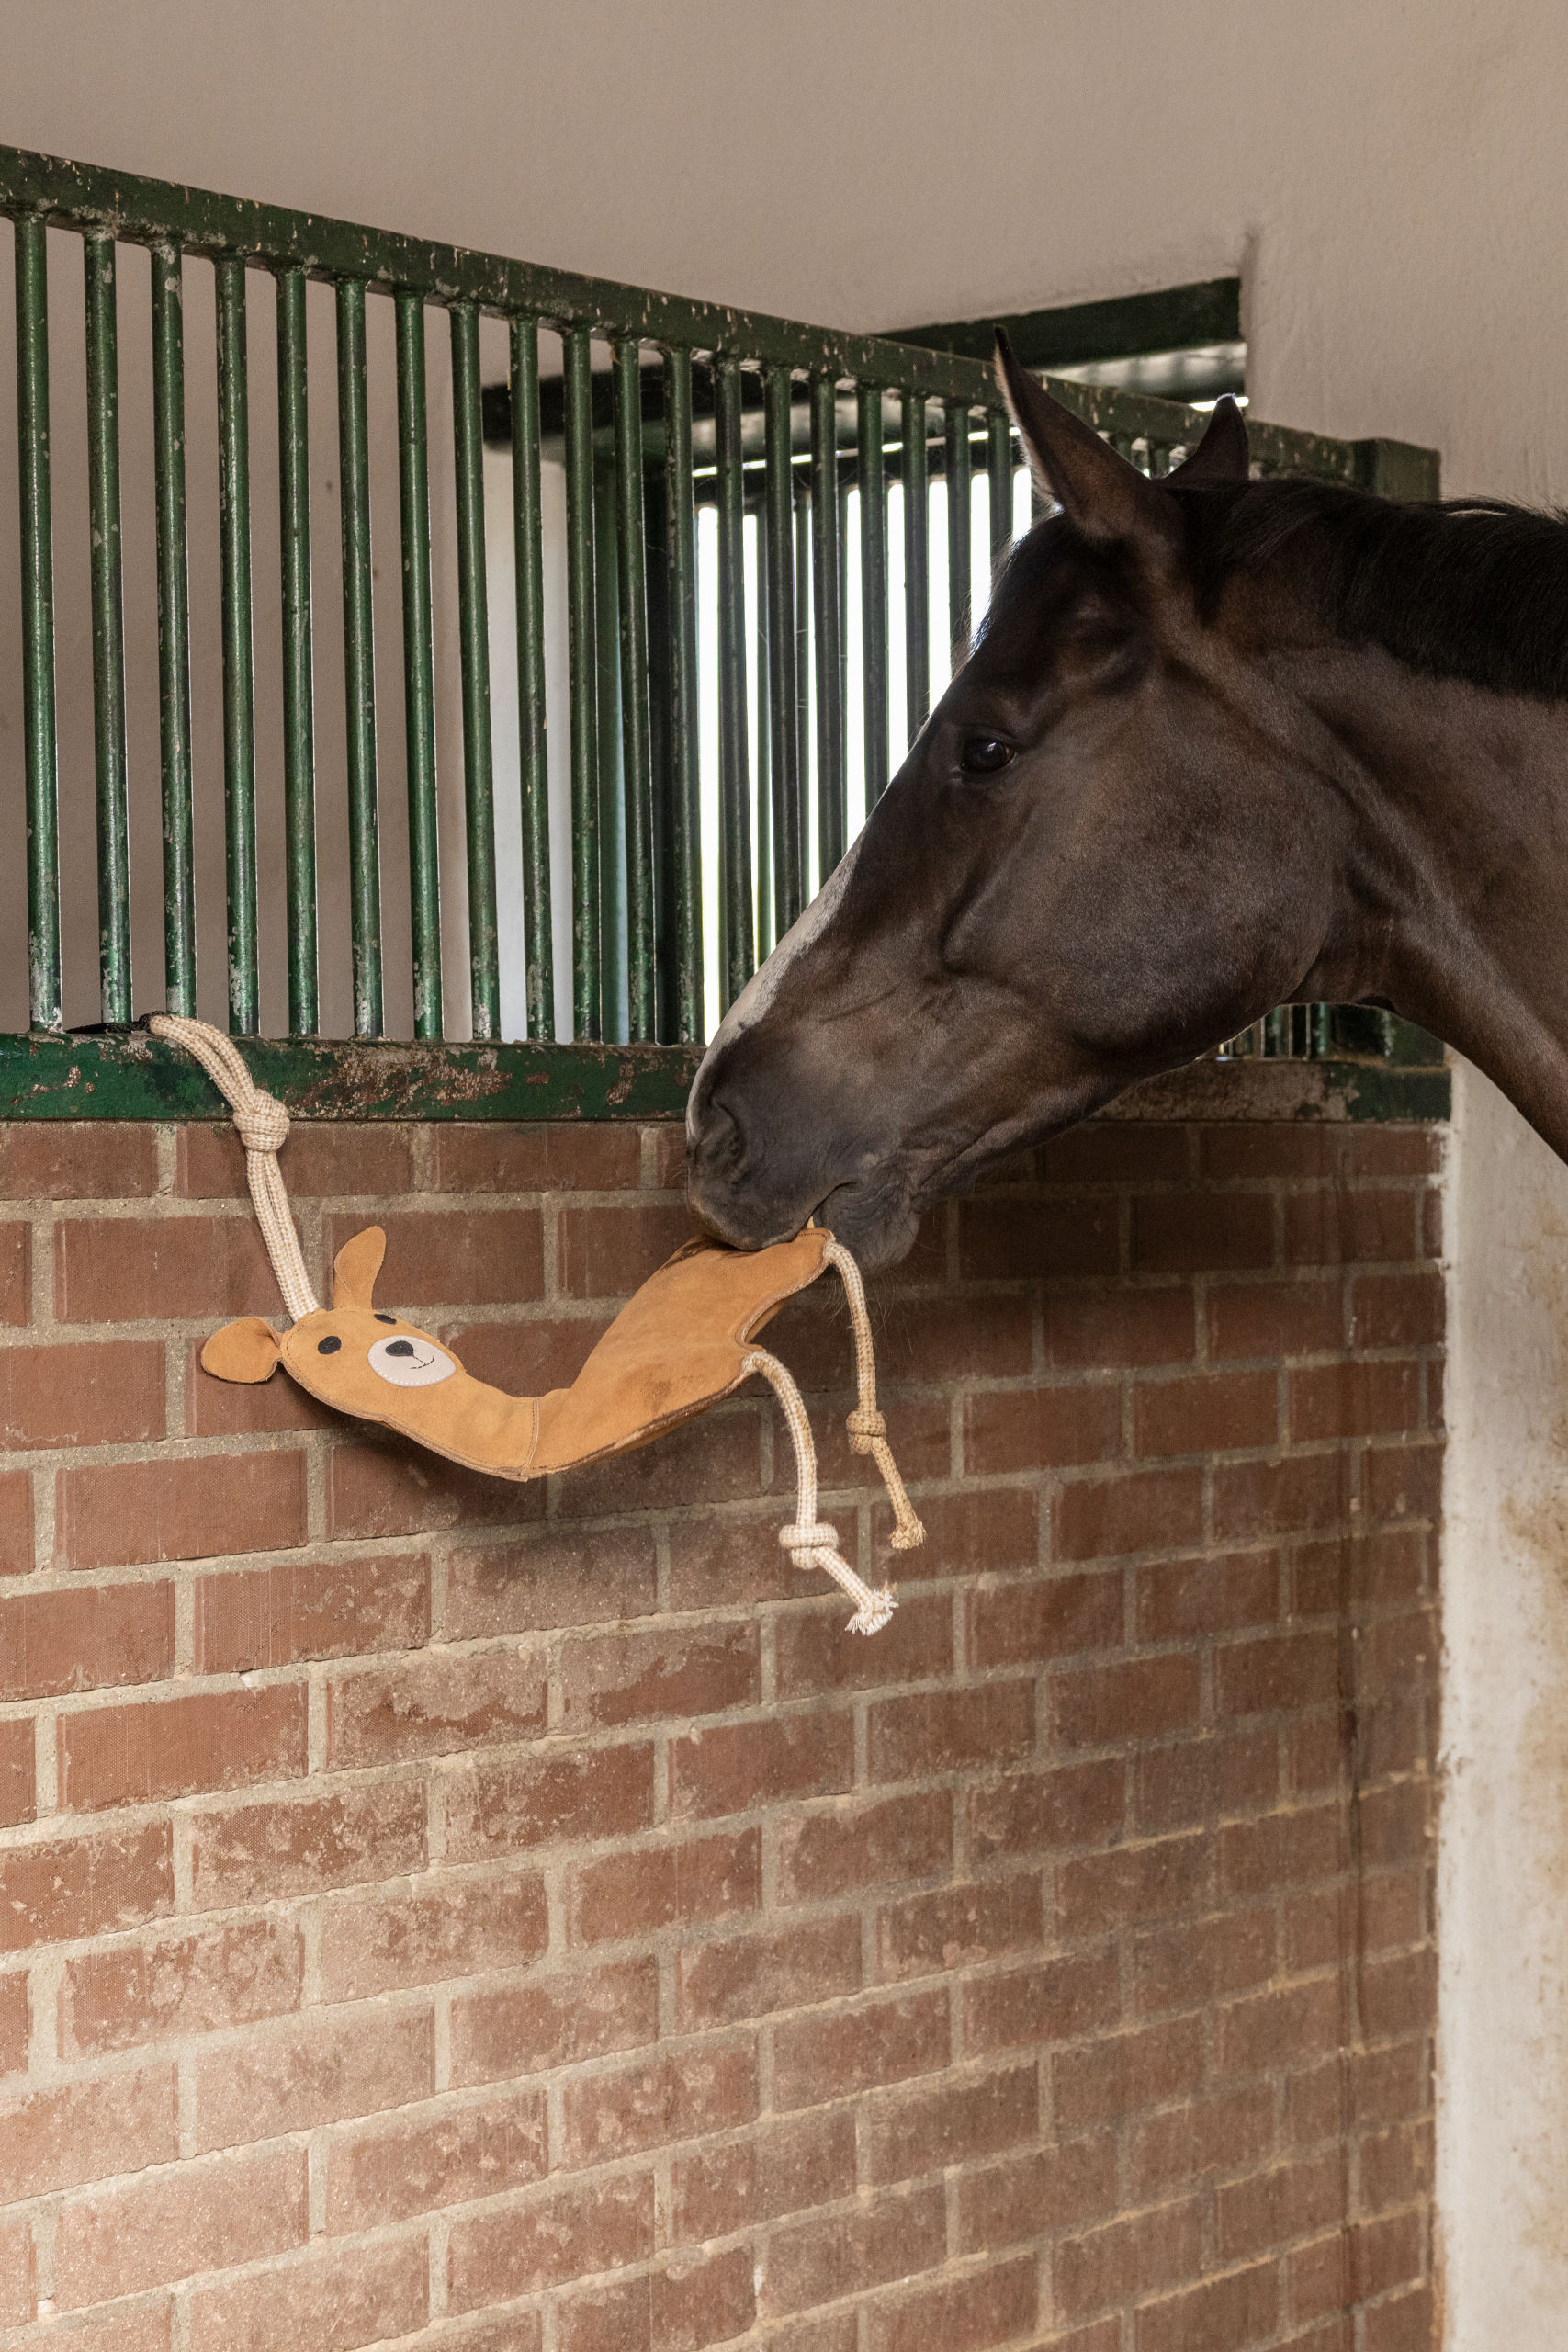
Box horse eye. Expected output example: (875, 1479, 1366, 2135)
(961, 735, 1015, 775)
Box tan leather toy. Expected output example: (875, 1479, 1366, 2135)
(152, 1016, 924, 1634)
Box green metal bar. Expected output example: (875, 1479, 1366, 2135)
(663, 346, 702, 1042)
(945, 401, 972, 667)
(16, 214, 61, 1032)
(714, 355, 752, 1008)
(562, 324, 600, 1041)
(509, 313, 553, 1040)
(763, 366, 802, 933)
(592, 452, 626, 1039)
(335, 277, 382, 1038)
(83, 230, 130, 1025)
(987, 409, 1013, 567)
(810, 374, 845, 881)
(276, 267, 317, 1036)
(152, 240, 196, 1016)
(613, 338, 655, 1043)
(857, 383, 889, 808)
(394, 290, 442, 1040)
(902, 390, 930, 747)
(793, 469, 811, 896)
(451, 301, 500, 1040)
(754, 485, 773, 965)
(216, 256, 258, 1035)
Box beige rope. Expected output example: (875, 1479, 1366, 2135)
(824, 1238, 925, 1552)
(148, 1013, 320, 1324)
(743, 1348, 897, 1636)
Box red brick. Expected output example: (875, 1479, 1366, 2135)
(1055, 2199, 1203, 2323)
(1054, 2017, 1204, 2129)
(1054, 1466, 1203, 1559)
(958, 1195, 1119, 1279)
(1359, 2120, 1433, 2212)
(958, 2141, 1119, 2263)
(1362, 2285, 1435, 2352)
(1133, 1907, 1276, 2015)
(5, 2310, 174, 2352)
(562, 1399, 763, 1517)
(195, 2003, 434, 2152)
(187, 2235, 429, 2352)
(1052, 1653, 1201, 1748)
(0, 1223, 29, 1326)
(969, 1568, 1122, 1668)
(671, 1711, 853, 1820)
(1132, 2084, 1277, 2198)
(665, 1505, 816, 1611)
(0, 1716, 31, 1828)
(1217, 1979, 1345, 2078)
(318, 1871, 548, 2000)
(445, 1740, 655, 1857)
(1208, 1278, 1345, 1361)
(0, 1578, 174, 1702)
(325, 1645, 546, 1765)
(874, 1484, 1036, 1583)
(195, 1551, 430, 1669)
(326, 1431, 546, 1540)
(558, 1202, 698, 1297)
(776, 1790, 952, 1904)
(1134, 1368, 1279, 1457)
(1043, 1283, 1196, 1370)
(55, 1213, 275, 1321)
(866, 2252, 1036, 2352)
(0, 1122, 159, 1199)
(0, 1966, 27, 2074)
(1363, 1442, 1442, 1524)
(0, 1338, 166, 1449)
(1219, 2151, 1345, 2261)
(60, 1682, 306, 1812)
(559, 1620, 759, 1730)
(0, 1821, 172, 1951)
(673, 2109, 857, 2238)
(653, 1121, 690, 1191)
(774, 1589, 953, 1694)
(434, 1123, 641, 1192)
(1352, 1272, 1443, 1350)
(1134, 1730, 1278, 1833)
(1345, 1129, 1439, 1179)
(61, 1916, 304, 2056)
(1136, 1551, 1278, 1641)
(967, 1758, 1125, 1860)
(1360, 1948, 1438, 2041)
(878, 1874, 1043, 1983)
(0, 2063, 177, 2199)
(324, 1205, 544, 1308)
(1221, 1804, 1347, 1898)
(53, 2143, 308, 2309)
(570, 1827, 759, 1945)
(868, 1681, 1033, 1781)
(871, 1292, 1038, 1385)
(1290, 1360, 1422, 1441)
(1212, 1453, 1348, 1541)
(1134, 2259, 1278, 2352)
(678, 1911, 863, 2028)
(446, 1523, 658, 1635)
(446, 2171, 654, 2310)
(1133, 1192, 1274, 1273)
(325, 2086, 547, 2231)
(1217, 1628, 1340, 1717)
(451, 1956, 659, 2085)
(0, 1466, 33, 1575)
(962, 1383, 1121, 1474)
(963, 1951, 1120, 2054)
(813, 1391, 953, 1499)
(0, 2208, 31, 2324)
(761, 2183, 945, 2317)
(1057, 1832, 1209, 1936)
(57, 1448, 308, 1570)
(1284, 1189, 1415, 1268)
(556, 2247, 755, 2352)
(560, 2040, 758, 2167)
(177, 1122, 415, 1199)
(190, 1781, 425, 1906)
(773, 1987, 951, 2109)
(1041, 1125, 1190, 1182)
(1199, 1128, 1342, 1180)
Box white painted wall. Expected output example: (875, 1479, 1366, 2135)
(4, 1, 1568, 2335)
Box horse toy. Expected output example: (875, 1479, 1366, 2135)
(152, 1015, 924, 1634)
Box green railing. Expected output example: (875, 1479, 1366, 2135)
(0, 145, 1442, 1119)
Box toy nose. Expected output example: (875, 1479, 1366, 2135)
(385, 1340, 416, 1358)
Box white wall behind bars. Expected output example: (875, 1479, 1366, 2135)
(6, 3, 1568, 2337)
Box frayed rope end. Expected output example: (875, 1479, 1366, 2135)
(846, 1586, 898, 1636)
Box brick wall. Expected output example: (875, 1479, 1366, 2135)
(0, 1110, 1442, 2351)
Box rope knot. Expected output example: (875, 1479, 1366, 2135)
(780, 1520, 840, 1556)
(233, 1093, 290, 1154)
(846, 1405, 886, 1452)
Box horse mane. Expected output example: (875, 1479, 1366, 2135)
(1174, 478, 1568, 703)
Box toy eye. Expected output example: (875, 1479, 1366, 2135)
(374, 1312, 397, 1325)
(961, 736, 1015, 775)
(317, 1336, 342, 1355)
(367, 1334, 457, 1388)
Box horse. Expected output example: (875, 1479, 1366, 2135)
(686, 334, 1568, 1267)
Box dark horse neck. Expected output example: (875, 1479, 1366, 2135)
(1297, 650, 1568, 1155)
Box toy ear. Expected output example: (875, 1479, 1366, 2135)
(333, 1226, 386, 1309)
(201, 1317, 285, 1385)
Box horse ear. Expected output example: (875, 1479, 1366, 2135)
(993, 329, 1171, 548)
(333, 1225, 386, 1309)
(201, 1317, 284, 1384)
(1168, 394, 1250, 483)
